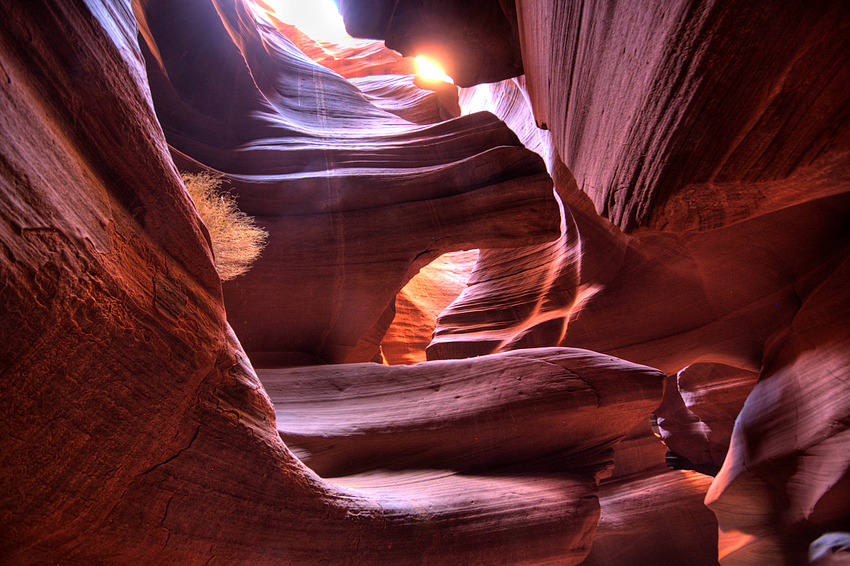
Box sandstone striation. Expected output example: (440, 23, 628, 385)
(342, 0, 850, 230)
(513, 0, 850, 232)
(349, 75, 461, 125)
(270, 18, 416, 79)
(263, 347, 664, 477)
(3, 0, 849, 564)
(270, 16, 462, 125)
(0, 0, 591, 563)
(136, 0, 559, 366)
(422, 74, 850, 565)
(381, 249, 478, 365)
(656, 363, 759, 475)
(336, 6, 850, 561)
(579, 470, 719, 566)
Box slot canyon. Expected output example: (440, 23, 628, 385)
(1, 0, 848, 564)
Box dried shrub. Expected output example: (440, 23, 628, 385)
(181, 171, 268, 281)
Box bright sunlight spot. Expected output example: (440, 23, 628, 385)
(258, 0, 456, 83)
(261, 0, 352, 44)
(415, 56, 454, 84)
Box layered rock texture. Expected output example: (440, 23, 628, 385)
(382, 249, 478, 365)
(342, 1, 850, 563)
(2, 0, 848, 565)
(138, 0, 559, 366)
(0, 1, 580, 564)
(266, 348, 664, 477)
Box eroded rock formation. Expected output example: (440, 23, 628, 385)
(338, 0, 524, 87)
(382, 249, 478, 365)
(0, 1, 586, 564)
(656, 363, 759, 475)
(2, 0, 848, 564)
(343, 2, 850, 563)
(265, 347, 664, 477)
(137, 0, 559, 366)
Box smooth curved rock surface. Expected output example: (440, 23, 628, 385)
(270, 18, 417, 79)
(433, 146, 850, 379)
(427, 77, 583, 361)
(261, 347, 664, 477)
(341, 0, 850, 231)
(409, 47, 850, 566)
(514, 0, 850, 232)
(0, 1, 593, 564)
(706, 254, 850, 564)
(136, 0, 560, 365)
(809, 533, 850, 566)
(5, 0, 849, 564)
(350, 75, 461, 125)
(270, 17, 462, 125)
(334, 470, 600, 566)
(413, 156, 714, 566)
(382, 249, 477, 365)
(579, 470, 718, 566)
(656, 363, 759, 475)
